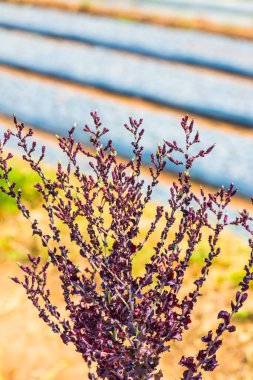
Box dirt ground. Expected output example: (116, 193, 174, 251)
(5, 0, 253, 41)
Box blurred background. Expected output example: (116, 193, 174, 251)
(1, 0, 253, 379)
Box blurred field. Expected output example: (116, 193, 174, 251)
(4, 0, 253, 40)
(1, 159, 253, 380)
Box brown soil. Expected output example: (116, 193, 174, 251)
(3, 0, 253, 41)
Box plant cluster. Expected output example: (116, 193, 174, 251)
(0, 113, 253, 380)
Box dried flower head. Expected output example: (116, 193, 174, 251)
(0, 113, 253, 380)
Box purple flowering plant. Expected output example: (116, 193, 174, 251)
(0, 113, 253, 380)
